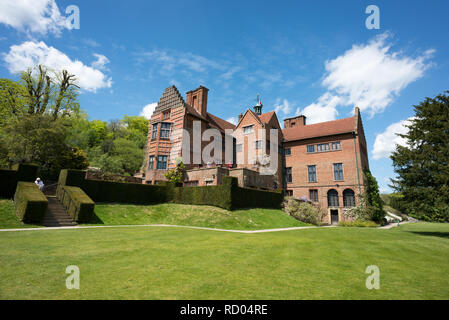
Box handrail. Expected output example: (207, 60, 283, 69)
(59, 185, 79, 220)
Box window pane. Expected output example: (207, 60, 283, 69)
(285, 148, 291, 156)
(307, 145, 315, 153)
(149, 156, 154, 170)
(308, 165, 316, 182)
(332, 142, 341, 150)
(334, 163, 343, 181)
(152, 124, 158, 139)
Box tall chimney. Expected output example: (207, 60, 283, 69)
(186, 86, 209, 116)
(284, 115, 306, 128)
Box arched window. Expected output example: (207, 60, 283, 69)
(343, 189, 356, 207)
(327, 189, 339, 207)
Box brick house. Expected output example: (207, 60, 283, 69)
(141, 85, 370, 224)
(282, 107, 369, 224)
(142, 85, 236, 185)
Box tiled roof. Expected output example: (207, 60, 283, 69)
(282, 116, 355, 142)
(258, 111, 275, 124)
(206, 112, 236, 131)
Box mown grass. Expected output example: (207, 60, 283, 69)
(0, 199, 42, 229)
(88, 203, 308, 230)
(0, 222, 448, 299)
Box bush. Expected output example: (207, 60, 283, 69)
(338, 220, 378, 227)
(13, 182, 48, 223)
(56, 185, 95, 222)
(283, 197, 326, 225)
(343, 196, 374, 222)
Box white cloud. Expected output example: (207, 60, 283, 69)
(372, 118, 413, 160)
(91, 53, 110, 71)
(0, 0, 70, 36)
(140, 102, 157, 119)
(296, 93, 341, 124)
(226, 117, 237, 125)
(274, 98, 292, 115)
(298, 33, 433, 124)
(3, 41, 112, 92)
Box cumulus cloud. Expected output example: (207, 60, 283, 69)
(298, 33, 433, 123)
(372, 117, 413, 160)
(3, 41, 112, 92)
(296, 93, 341, 124)
(0, 0, 71, 36)
(140, 102, 157, 119)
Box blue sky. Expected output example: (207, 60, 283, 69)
(1, 0, 448, 193)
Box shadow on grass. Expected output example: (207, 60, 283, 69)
(83, 210, 104, 225)
(408, 231, 449, 240)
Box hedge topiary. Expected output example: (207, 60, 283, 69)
(56, 185, 95, 222)
(14, 182, 48, 223)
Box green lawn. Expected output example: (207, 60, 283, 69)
(0, 199, 42, 229)
(0, 222, 448, 299)
(90, 203, 308, 230)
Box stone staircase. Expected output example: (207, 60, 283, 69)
(42, 196, 77, 227)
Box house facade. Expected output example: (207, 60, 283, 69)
(140, 85, 370, 224)
(282, 108, 369, 224)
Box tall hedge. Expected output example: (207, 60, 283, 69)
(57, 169, 283, 210)
(14, 182, 48, 223)
(0, 164, 39, 199)
(56, 185, 95, 222)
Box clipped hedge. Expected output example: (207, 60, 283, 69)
(14, 182, 48, 223)
(56, 185, 95, 222)
(173, 185, 232, 209)
(0, 164, 39, 199)
(59, 169, 168, 204)
(57, 170, 283, 210)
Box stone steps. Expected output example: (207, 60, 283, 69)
(42, 196, 77, 227)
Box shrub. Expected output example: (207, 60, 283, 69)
(14, 182, 48, 223)
(338, 220, 378, 227)
(343, 196, 374, 222)
(56, 185, 95, 222)
(364, 170, 386, 222)
(283, 197, 326, 225)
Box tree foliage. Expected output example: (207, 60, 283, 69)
(364, 170, 386, 223)
(390, 91, 449, 222)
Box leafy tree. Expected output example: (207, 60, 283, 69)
(0, 78, 27, 126)
(364, 170, 386, 223)
(20, 65, 80, 119)
(164, 161, 185, 183)
(1, 114, 88, 179)
(390, 91, 449, 222)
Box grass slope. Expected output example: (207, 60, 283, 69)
(0, 222, 448, 299)
(0, 199, 41, 229)
(90, 203, 308, 230)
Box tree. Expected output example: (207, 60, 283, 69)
(364, 170, 386, 223)
(164, 160, 185, 183)
(20, 65, 80, 120)
(390, 91, 449, 222)
(1, 114, 88, 179)
(0, 78, 27, 126)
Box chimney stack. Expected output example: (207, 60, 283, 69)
(284, 115, 307, 128)
(186, 86, 209, 116)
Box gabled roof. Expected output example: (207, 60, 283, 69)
(206, 112, 236, 131)
(153, 85, 185, 115)
(258, 111, 276, 124)
(282, 116, 355, 142)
